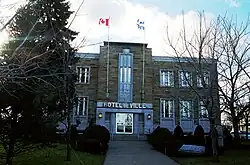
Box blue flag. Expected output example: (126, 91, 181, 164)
(137, 19, 145, 30)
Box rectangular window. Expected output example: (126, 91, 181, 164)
(76, 67, 90, 84)
(179, 71, 192, 87)
(119, 53, 133, 102)
(160, 99, 174, 118)
(76, 97, 88, 116)
(160, 70, 174, 87)
(199, 100, 209, 118)
(180, 100, 192, 119)
(197, 72, 209, 88)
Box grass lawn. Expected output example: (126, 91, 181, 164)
(0, 144, 105, 165)
(172, 149, 250, 165)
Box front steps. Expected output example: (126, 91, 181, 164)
(111, 134, 148, 141)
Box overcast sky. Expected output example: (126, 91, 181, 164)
(0, 0, 249, 55)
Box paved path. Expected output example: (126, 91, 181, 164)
(103, 141, 179, 165)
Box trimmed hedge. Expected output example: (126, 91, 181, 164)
(148, 127, 183, 156)
(76, 125, 110, 154)
(173, 125, 184, 140)
(81, 125, 110, 144)
(193, 125, 205, 146)
(76, 138, 108, 154)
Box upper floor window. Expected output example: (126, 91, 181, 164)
(120, 54, 132, 84)
(179, 71, 192, 87)
(160, 70, 174, 87)
(199, 100, 209, 118)
(160, 99, 174, 118)
(118, 52, 133, 103)
(76, 96, 88, 116)
(180, 100, 192, 119)
(197, 72, 209, 88)
(77, 66, 90, 84)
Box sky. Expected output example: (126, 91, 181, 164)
(0, 0, 249, 56)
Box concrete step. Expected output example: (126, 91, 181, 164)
(111, 134, 148, 141)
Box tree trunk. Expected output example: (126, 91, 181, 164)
(245, 116, 248, 140)
(211, 126, 218, 156)
(5, 137, 15, 165)
(233, 119, 240, 140)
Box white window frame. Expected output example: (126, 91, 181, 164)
(197, 72, 209, 88)
(75, 96, 88, 116)
(199, 100, 209, 119)
(160, 99, 175, 118)
(179, 71, 192, 87)
(76, 66, 90, 84)
(160, 69, 174, 87)
(179, 100, 193, 119)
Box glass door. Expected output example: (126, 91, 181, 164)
(116, 113, 133, 134)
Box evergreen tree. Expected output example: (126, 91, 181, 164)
(0, 0, 78, 164)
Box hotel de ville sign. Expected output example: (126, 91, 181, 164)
(97, 101, 153, 109)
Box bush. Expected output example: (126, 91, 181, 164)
(193, 125, 205, 146)
(76, 125, 110, 154)
(81, 125, 110, 144)
(148, 127, 183, 156)
(76, 138, 108, 154)
(222, 126, 233, 150)
(173, 125, 184, 139)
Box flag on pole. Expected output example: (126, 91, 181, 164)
(137, 19, 145, 30)
(99, 17, 110, 26)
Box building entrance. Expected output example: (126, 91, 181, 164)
(116, 113, 133, 134)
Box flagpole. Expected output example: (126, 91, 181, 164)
(142, 29, 145, 102)
(106, 17, 110, 98)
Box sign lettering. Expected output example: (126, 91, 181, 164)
(103, 102, 147, 109)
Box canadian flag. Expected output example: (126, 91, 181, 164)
(99, 17, 110, 26)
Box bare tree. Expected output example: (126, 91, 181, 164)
(165, 11, 221, 156)
(217, 14, 250, 140)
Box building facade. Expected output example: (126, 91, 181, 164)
(59, 41, 220, 136)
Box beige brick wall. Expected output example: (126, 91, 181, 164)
(74, 42, 220, 126)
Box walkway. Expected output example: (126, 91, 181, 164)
(103, 141, 179, 165)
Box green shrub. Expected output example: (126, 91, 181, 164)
(148, 127, 183, 156)
(173, 125, 184, 139)
(81, 125, 110, 144)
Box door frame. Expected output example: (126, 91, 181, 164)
(115, 113, 133, 134)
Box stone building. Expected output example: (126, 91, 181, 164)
(59, 41, 220, 137)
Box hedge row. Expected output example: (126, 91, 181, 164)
(148, 125, 233, 156)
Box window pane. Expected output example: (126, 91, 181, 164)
(161, 100, 174, 118)
(120, 68, 123, 83)
(128, 68, 131, 83)
(79, 97, 83, 115)
(180, 101, 192, 119)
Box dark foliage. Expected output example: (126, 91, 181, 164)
(222, 126, 233, 150)
(81, 125, 110, 144)
(148, 127, 183, 156)
(193, 125, 205, 146)
(173, 125, 184, 139)
(76, 139, 108, 155)
(0, 0, 78, 164)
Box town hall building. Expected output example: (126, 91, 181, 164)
(59, 41, 220, 138)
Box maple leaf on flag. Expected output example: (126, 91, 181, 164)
(99, 18, 110, 26)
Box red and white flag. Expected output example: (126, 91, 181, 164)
(99, 17, 110, 26)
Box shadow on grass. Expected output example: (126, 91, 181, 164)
(0, 144, 105, 165)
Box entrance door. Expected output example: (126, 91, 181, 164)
(116, 113, 133, 134)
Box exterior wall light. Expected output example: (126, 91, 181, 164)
(98, 113, 103, 118)
(147, 114, 151, 120)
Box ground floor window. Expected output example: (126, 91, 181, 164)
(180, 100, 192, 119)
(160, 99, 174, 118)
(76, 96, 88, 116)
(199, 100, 209, 118)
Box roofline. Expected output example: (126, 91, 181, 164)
(103, 41, 148, 47)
